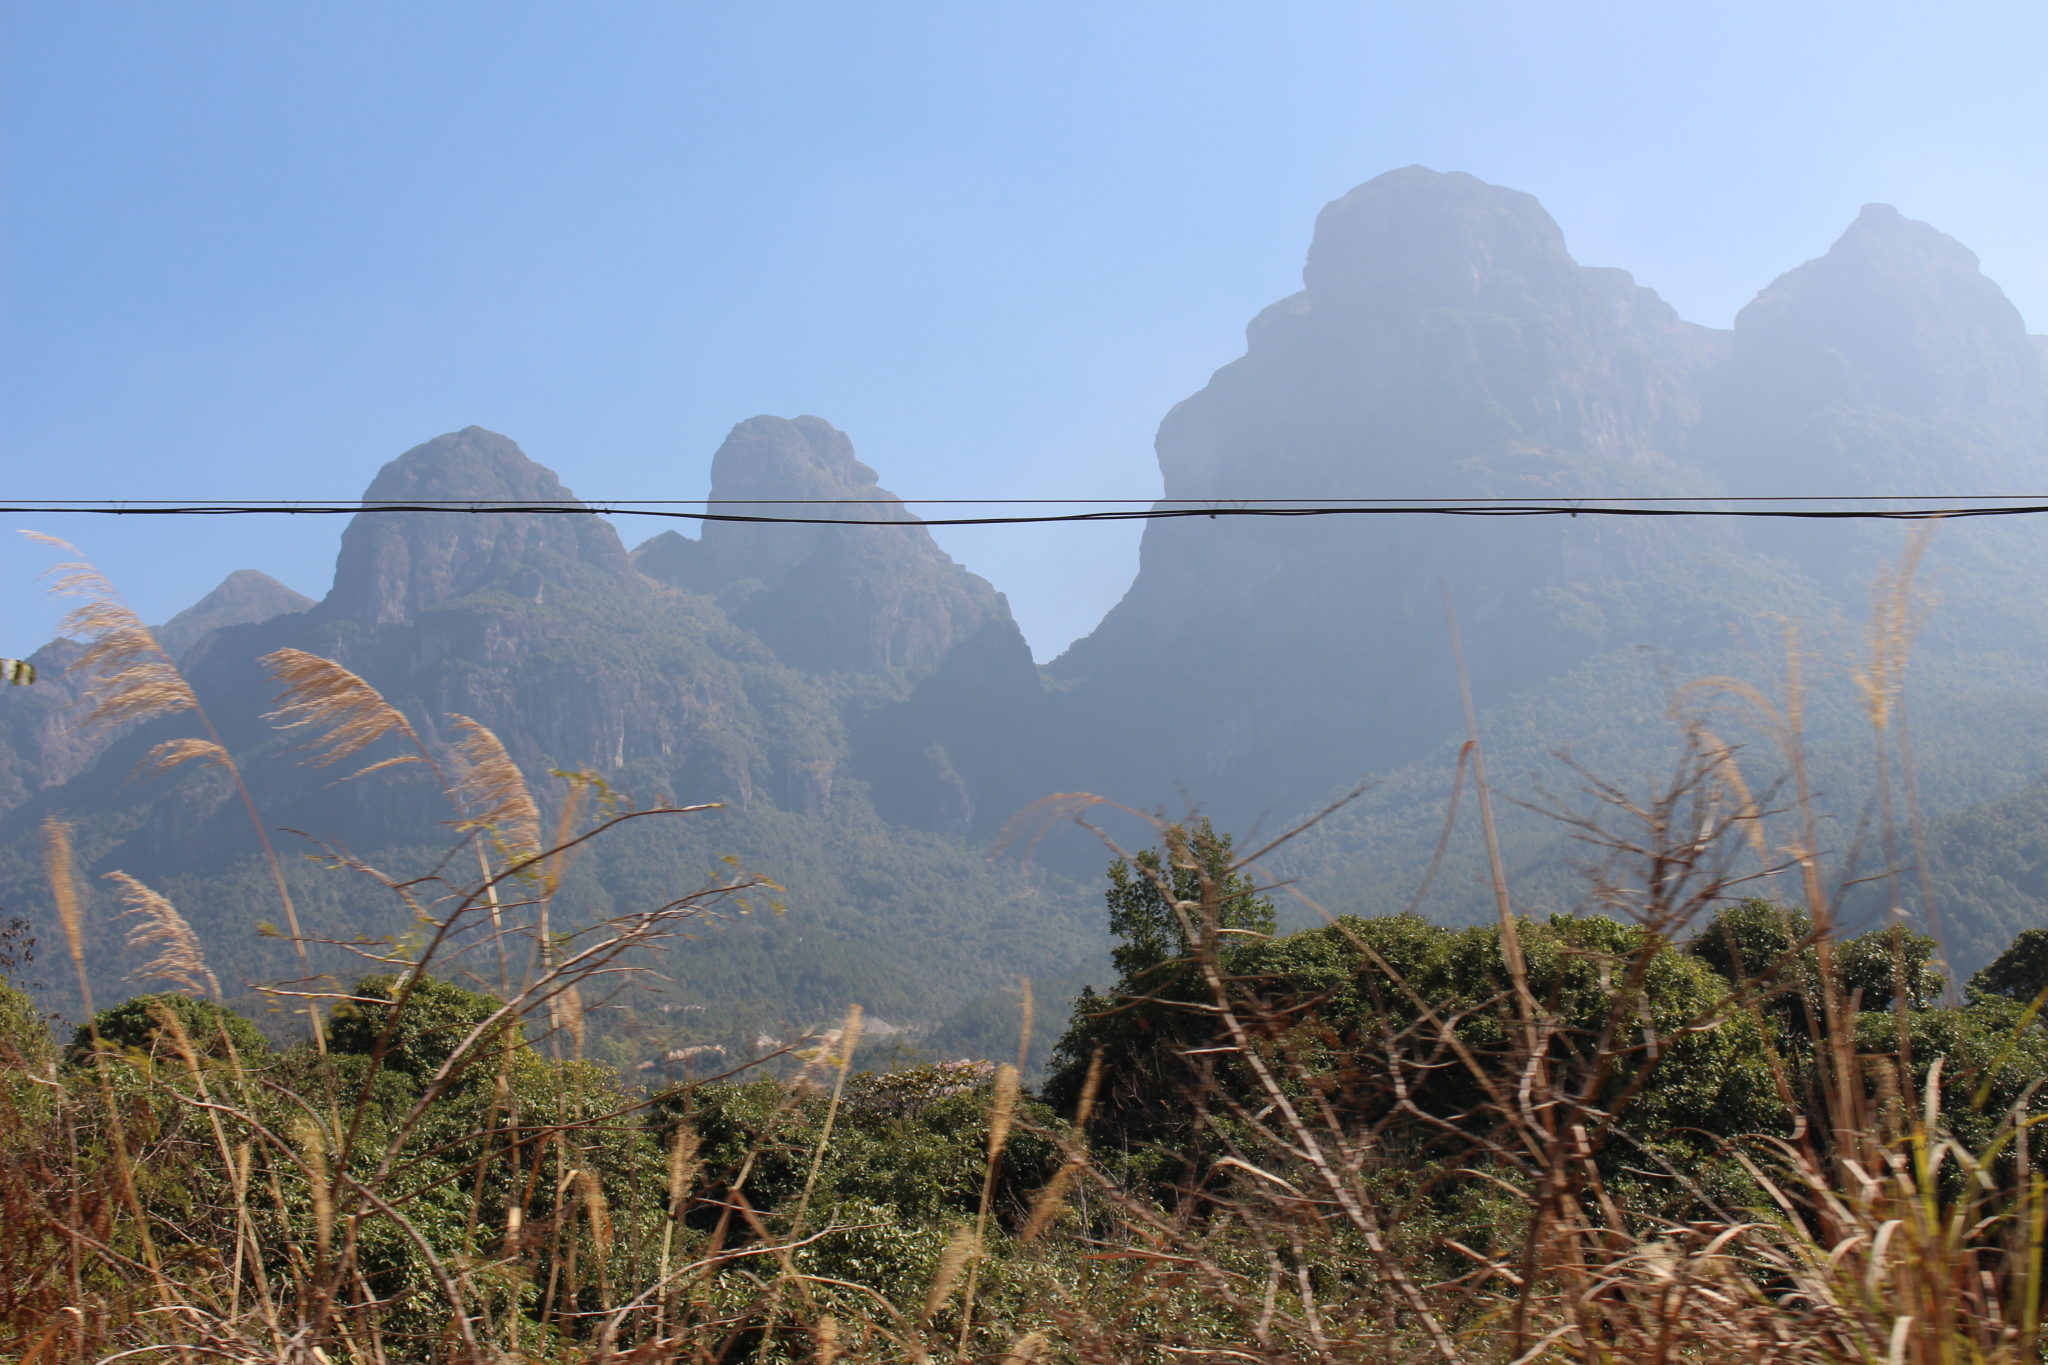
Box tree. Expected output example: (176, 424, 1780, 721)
(327, 973, 511, 1080)
(1691, 898, 1943, 1030)
(1042, 821, 1272, 1148)
(1970, 927, 2048, 1006)
(74, 992, 269, 1064)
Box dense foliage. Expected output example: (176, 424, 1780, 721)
(12, 828, 2048, 1361)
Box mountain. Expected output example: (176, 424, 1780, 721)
(9, 165, 2048, 1043)
(860, 168, 2048, 966)
(1260, 184, 2048, 965)
(0, 423, 1100, 1053)
(866, 167, 1806, 837)
(0, 570, 313, 815)
(637, 413, 1011, 681)
(156, 570, 316, 662)
(1034, 168, 1732, 816)
(1701, 203, 2047, 498)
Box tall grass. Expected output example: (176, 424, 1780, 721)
(4, 534, 2046, 1363)
(24, 533, 327, 1048)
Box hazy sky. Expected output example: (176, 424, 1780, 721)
(4, 1, 2044, 660)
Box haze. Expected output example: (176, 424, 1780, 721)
(3, 0, 2045, 658)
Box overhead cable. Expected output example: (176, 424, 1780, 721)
(3, 497, 2048, 524)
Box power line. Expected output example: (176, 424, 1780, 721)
(4, 497, 2048, 525)
(9, 495, 2048, 504)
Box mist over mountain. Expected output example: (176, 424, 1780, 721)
(862, 168, 2048, 959)
(6, 165, 2048, 1056)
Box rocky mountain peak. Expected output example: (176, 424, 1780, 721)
(712, 414, 882, 503)
(319, 426, 636, 625)
(1702, 206, 2047, 493)
(1154, 167, 1720, 501)
(1728, 203, 2039, 423)
(696, 415, 905, 588)
(638, 416, 1004, 678)
(156, 570, 315, 661)
(1026, 170, 1745, 828)
(1301, 165, 1582, 316)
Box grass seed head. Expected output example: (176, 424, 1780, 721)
(107, 871, 220, 1000)
(924, 1225, 975, 1322)
(987, 1062, 1019, 1159)
(41, 817, 85, 973)
(260, 647, 425, 778)
(447, 713, 540, 853)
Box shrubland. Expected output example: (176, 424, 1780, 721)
(10, 537, 2048, 1363)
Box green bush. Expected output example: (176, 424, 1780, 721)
(73, 991, 270, 1064)
(327, 972, 511, 1080)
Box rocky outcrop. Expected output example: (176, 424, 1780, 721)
(319, 426, 640, 626)
(1153, 166, 1726, 501)
(1016, 167, 1734, 825)
(658, 416, 1007, 678)
(1685, 202, 2048, 657)
(861, 172, 2048, 844)
(1699, 203, 2048, 494)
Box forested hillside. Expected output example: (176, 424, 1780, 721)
(0, 421, 1101, 1053)
(5, 165, 2047, 1049)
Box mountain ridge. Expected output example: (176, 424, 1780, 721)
(0, 418, 1101, 1047)
(8, 164, 2048, 1048)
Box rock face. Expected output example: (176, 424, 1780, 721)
(860, 168, 2048, 846)
(872, 167, 1741, 831)
(1158, 167, 1725, 500)
(156, 570, 316, 661)
(1695, 202, 2048, 517)
(1687, 201, 2048, 655)
(1700, 203, 2047, 495)
(0, 419, 1100, 1031)
(641, 415, 1007, 678)
(320, 426, 640, 626)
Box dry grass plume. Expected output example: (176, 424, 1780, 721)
(447, 713, 540, 852)
(260, 646, 433, 779)
(106, 870, 221, 1001)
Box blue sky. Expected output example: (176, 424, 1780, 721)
(4, 1, 2044, 659)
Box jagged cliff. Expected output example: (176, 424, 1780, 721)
(857, 169, 2048, 961)
(1701, 203, 2047, 496)
(636, 414, 1009, 679)
(1039, 168, 1736, 815)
